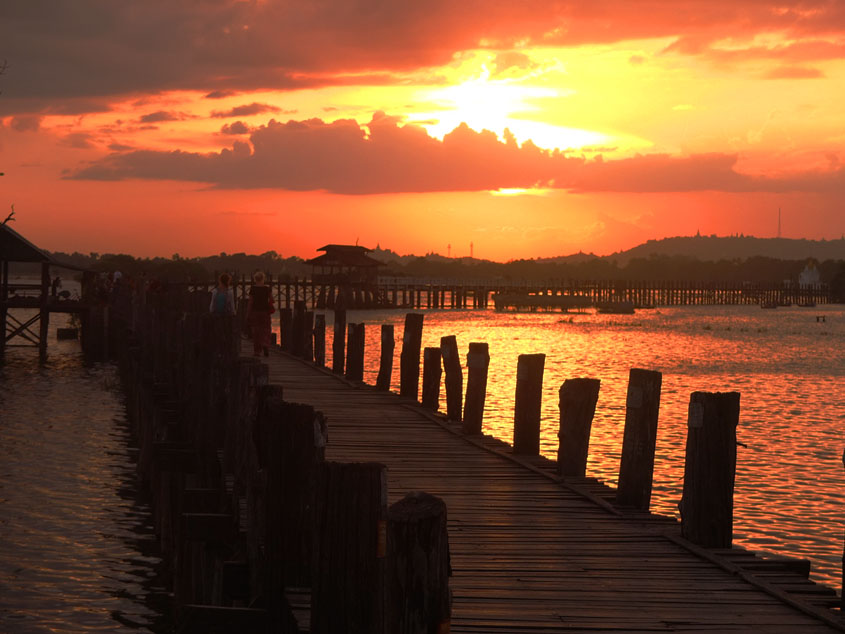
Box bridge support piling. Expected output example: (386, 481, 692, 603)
(679, 391, 741, 548)
(376, 324, 394, 391)
(332, 309, 346, 375)
(513, 353, 545, 455)
(463, 343, 489, 435)
(616, 368, 662, 510)
(440, 335, 463, 422)
(400, 313, 424, 400)
(557, 378, 601, 478)
(421, 347, 442, 410)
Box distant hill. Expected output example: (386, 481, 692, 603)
(606, 235, 845, 264)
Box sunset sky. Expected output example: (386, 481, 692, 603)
(1, 1, 844, 261)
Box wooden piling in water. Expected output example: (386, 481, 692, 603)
(332, 309, 346, 375)
(279, 308, 293, 352)
(422, 347, 442, 410)
(291, 300, 306, 357)
(462, 343, 489, 435)
(376, 324, 395, 391)
(302, 310, 314, 362)
(679, 391, 740, 548)
(255, 397, 327, 588)
(386, 492, 451, 634)
(346, 322, 365, 381)
(440, 335, 463, 422)
(311, 461, 387, 634)
(616, 368, 662, 510)
(314, 314, 326, 366)
(513, 353, 545, 455)
(557, 378, 601, 478)
(400, 313, 424, 400)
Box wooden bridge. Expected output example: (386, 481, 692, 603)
(261, 343, 843, 633)
(218, 275, 833, 311)
(108, 288, 844, 633)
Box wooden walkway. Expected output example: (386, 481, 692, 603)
(257, 345, 843, 633)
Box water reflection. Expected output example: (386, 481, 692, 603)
(302, 304, 844, 589)
(0, 332, 170, 633)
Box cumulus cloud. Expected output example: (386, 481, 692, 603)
(211, 103, 282, 118)
(139, 110, 190, 123)
(61, 132, 96, 149)
(68, 113, 845, 196)
(220, 121, 251, 135)
(205, 90, 237, 99)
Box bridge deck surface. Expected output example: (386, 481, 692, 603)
(258, 345, 842, 633)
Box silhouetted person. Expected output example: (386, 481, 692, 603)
(247, 271, 272, 356)
(210, 273, 235, 315)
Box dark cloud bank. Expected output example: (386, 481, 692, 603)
(70, 114, 845, 196)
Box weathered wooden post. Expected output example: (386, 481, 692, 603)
(376, 324, 395, 391)
(386, 492, 451, 634)
(679, 391, 741, 548)
(279, 307, 293, 352)
(39, 261, 50, 362)
(302, 310, 314, 362)
(440, 335, 463, 422)
(399, 313, 424, 400)
(255, 396, 328, 589)
(513, 353, 545, 455)
(332, 308, 346, 374)
(313, 314, 326, 366)
(345, 322, 365, 381)
(421, 347, 442, 410)
(292, 299, 306, 357)
(311, 461, 387, 634)
(557, 378, 601, 477)
(616, 368, 662, 510)
(462, 343, 489, 435)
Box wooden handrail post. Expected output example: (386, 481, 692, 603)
(255, 397, 327, 590)
(376, 324, 395, 391)
(292, 300, 307, 357)
(279, 308, 293, 352)
(513, 353, 545, 455)
(557, 378, 601, 477)
(302, 310, 314, 362)
(462, 343, 489, 435)
(421, 347, 442, 410)
(399, 313, 424, 400)
(386, 492, 451, 633)
(679, 391, 741, 548)
(440, 335, 463, 422)
(616, 368, 662, 510)
(345, 322, 365, 381)
(311, 461, 387, 634)
(332, 309, 346, 375)
(313, 314, 326, 366)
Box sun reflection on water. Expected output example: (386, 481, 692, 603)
(304, 304, 845, 589)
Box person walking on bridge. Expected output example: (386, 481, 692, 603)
(247, 271, 273, 356)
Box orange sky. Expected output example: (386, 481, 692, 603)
(1, 1, 844, 261)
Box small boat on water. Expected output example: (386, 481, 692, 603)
(760, 300, 778, 309)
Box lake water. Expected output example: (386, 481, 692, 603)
(306, 304, 845, 590)
(0, 313, 169, 633)
(1, 299, 840, 631)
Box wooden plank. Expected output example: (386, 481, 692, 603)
(254, 343, 845, 634)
